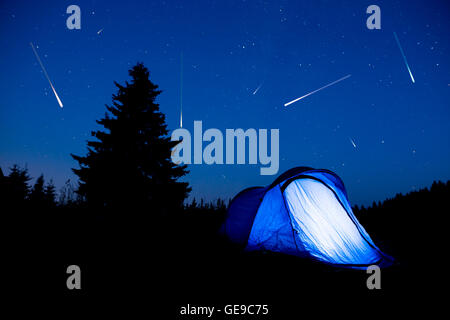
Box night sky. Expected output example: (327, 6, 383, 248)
(1, 0, 449, 206)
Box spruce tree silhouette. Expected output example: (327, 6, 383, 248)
(72, 63, 190, 214)
(4, 165, 31, 207)
(30, 174, 45, 207)
(43, 179, 57, 208)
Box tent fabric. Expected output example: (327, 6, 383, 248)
(246, 185, 301, 256)
(223, 167, 392, 268)
(223, 187, 266, 245)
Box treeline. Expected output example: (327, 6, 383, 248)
(0, 164, 228, 212)
(353, 180, 450, 265)
(2, 161, 449, 273)
(0, 165, 81, 209)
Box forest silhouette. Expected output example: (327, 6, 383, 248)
(2, 63, 447, 310)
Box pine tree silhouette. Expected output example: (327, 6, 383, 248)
(43, 179, 57, 208)
(72, 63, 190, 213)
(30, 174, 45, 207)
(6, 165, 31, 206)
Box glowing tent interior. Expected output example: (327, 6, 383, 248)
(222, 167, 393, 269)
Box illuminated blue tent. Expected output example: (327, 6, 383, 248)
(223, 167, 392, 269)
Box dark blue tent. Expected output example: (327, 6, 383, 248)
(223, 167, 392, 269)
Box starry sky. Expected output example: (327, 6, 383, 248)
(1, 0, 449, 206)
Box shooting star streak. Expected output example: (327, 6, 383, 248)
(284, 74, 351, 107)
(30, 42, 63, 108)
(393, 32, 415, 83)
(253, 83, 263, 95)
(180, 52, 183, 128)
(349, 137, 357, 148)
(97, 28, 104, 35)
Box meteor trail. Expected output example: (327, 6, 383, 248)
(179, 52, 183, 128)
(30, 42, 63, 108)
(393, 32, 415, 83)
(253, 83, 263, 95)
(284, 74, 351, 107)
(349, 137, 357, 148)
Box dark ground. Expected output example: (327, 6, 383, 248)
(4, 182, 448, 316)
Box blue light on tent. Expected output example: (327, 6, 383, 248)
(224, 167, 391, 268)
(284, 179, 381, 265)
